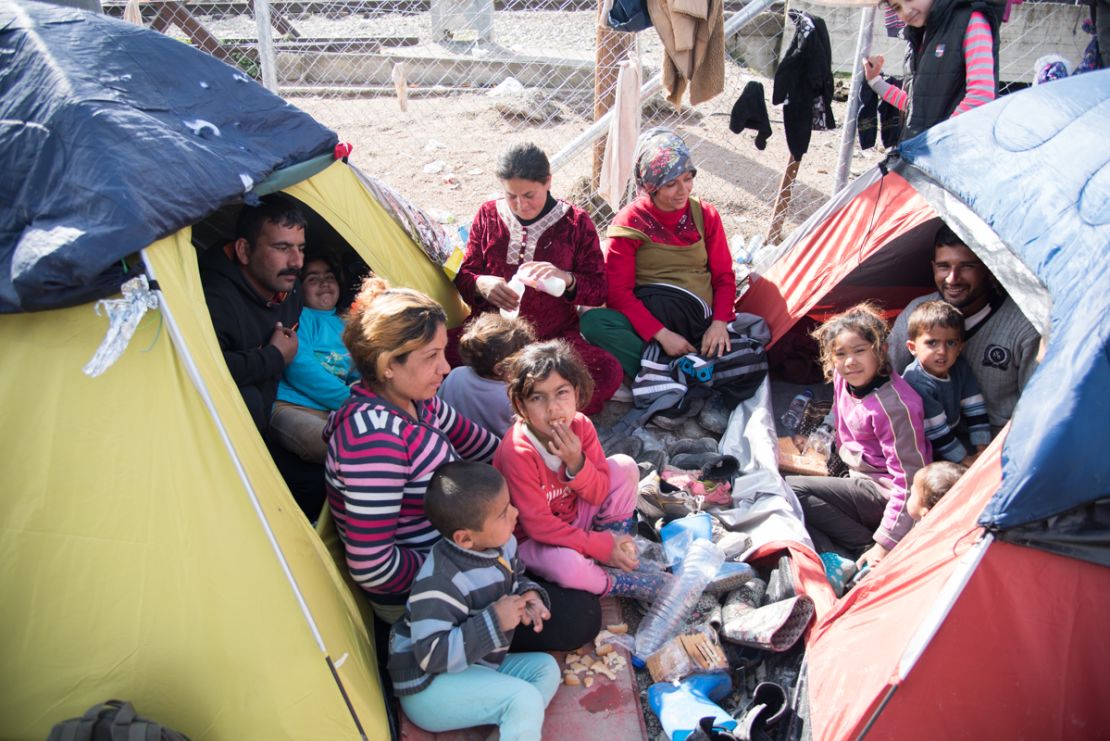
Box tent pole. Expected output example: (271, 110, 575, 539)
(834, 6, 876, 193)
(140, 250, 328, 654)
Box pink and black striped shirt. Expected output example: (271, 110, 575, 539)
(324, 384, 499, 605)
(870, 11, 996, 116)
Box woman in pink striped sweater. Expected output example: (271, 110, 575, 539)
(862, 0, 1001, 141)
(324, 278, 501, 624)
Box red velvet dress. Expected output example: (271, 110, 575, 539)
(452, 198, 622, 414)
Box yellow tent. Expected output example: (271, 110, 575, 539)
(0, 160, 466, 739)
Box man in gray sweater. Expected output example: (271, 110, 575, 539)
(889, 226, 1040, 433)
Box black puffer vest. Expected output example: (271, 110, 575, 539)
(901, 0, 1001, 141)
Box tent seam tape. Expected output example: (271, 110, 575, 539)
(141, 250, 328, 654)
(895, 532, 993, 680)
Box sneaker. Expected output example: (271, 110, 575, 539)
(649, 395, 706, 431)
(818, 552, 858, 597)
(705, 561, 757, 595)
(637, 473, 692, 520)
(604, 434, 643, 459)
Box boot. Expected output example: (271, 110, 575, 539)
(604, 567, 674, 602)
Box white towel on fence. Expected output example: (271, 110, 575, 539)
(598, 59, 642, 213)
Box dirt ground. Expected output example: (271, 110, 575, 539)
(287, 65, 885, 245)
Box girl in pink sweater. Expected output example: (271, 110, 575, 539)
(785, 304, 930, 569)
(493, 340, 668, 602)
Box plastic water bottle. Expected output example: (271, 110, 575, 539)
(805, 423, 834, 458)
(499, 275, 526, 320)
(536, 275, 566, 297)
(780, 389, 814, 434)
(520, 274, 566, 297)
(634, 539, 725, 661)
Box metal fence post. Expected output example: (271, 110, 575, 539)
(252, 0, 279, 93)
(834, 5, 875, 194)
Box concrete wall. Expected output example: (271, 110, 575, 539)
(783, 0, 1093, 82)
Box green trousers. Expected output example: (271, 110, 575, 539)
(579, 308, 645, 378)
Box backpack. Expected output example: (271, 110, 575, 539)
(47, 700, 191, 741)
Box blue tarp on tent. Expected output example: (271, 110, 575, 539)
(899, 71, 1110, 531)
(0, 0, 338, 313)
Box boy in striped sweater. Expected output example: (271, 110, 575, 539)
(389, 461, 560, 741)
(902, 301, 991, 466)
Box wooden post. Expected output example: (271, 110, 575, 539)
(767, 156, 800, 244)
(593, 0, 634, 188)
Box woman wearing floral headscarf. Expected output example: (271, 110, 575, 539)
(581, 128, 736, 377)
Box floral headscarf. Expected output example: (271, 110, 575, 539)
(633, 127, 697, 194)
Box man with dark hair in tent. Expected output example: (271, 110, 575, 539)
(200, 194, 306, 434)
(888, 225, 1040, 434)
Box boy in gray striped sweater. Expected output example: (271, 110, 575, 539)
(389, 461, 560, 741)
(902, 300, 991, 466)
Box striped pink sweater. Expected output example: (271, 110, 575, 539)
(877, 11, 995, 115)
(834, 372, 931, 550)
(324, 384, 499, 605)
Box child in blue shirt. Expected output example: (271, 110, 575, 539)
(270, 256, 359, 462)
(902, 300, 990, 466)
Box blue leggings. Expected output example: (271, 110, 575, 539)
(399, 652, 561, 741)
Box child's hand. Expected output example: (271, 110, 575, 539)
(862, 55, 885, 81)
(547, 420, 585, 475)
(492, 594, 525, 632)
(519, 590, 550, 633)
(856, 542, 889, 570)
(606, 534, 640, 572)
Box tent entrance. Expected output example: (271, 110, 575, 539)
(190, 196, 374, 313)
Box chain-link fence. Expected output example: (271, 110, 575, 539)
(108, 0, 1093, 248)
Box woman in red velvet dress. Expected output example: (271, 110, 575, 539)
(451, 143, 622, 414)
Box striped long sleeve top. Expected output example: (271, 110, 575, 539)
(869, 11, 995, 115)
(902, 356, 991, 462)
(388, 536, 548, 696)
(834, 372, 931, 550)
(324, 384, 499, 606)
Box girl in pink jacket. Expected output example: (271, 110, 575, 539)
(493, 340, 669, 602)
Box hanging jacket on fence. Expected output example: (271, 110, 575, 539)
(647, 0, 726, 106)
(608, 0, 653, 33)
(858, 76, 903, 149)
(901, 0, 1002, 141)
(772, 11, 835, 161)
